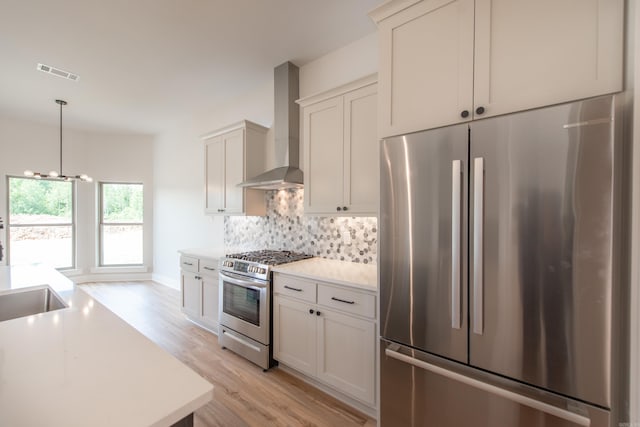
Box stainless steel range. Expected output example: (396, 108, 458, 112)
(218, 250, 312, 370)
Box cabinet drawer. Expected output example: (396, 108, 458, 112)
(199, 259, 218, 276)
(180, 256, 199, 273)
(318, 284, 375, 319)
(274, 274, 317, 303)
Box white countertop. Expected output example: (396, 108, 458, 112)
(178, 248, 226, 261)
(272, 257, 377, 291)
(0, 265, 213, 427)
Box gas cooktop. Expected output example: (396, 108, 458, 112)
(220, 250, 313, 281)
(225, 250, 312, 266)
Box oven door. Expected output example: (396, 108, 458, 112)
(219, 271, 269, 345)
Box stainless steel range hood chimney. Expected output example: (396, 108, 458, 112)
(238, 62, 303, 190)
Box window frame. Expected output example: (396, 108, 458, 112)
(6, 175, 76, 270)
(98, 181, 144, 267)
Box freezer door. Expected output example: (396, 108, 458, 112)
(380, 339, 610, 427)
(469, 96, 616, 408)
(380, 124, 468, 363)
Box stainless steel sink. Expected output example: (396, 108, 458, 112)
(0, 287, 68, 322)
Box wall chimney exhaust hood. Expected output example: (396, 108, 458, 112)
(238, 62, 303, 190)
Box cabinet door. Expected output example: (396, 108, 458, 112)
(473, 0, 623, 119)
(344, 84, 378, 214)
(377, 0, 474, 137)
(317, 308, 376, 405)
(204, 137, 224, 214)
(181, 272, 201, 318)
(201, 272, 219, 332)
(303, 96, 344, 214)
(223, 129, 245, 214)
(273, 296, 317, 376)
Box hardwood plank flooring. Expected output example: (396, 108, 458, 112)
(79, 281, 376, 427)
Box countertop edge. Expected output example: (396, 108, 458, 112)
(178, 248, 225, 262)
(271, 258, 377, 292)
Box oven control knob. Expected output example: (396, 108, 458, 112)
(248, 266, 254, 273)
(259, 268, 266, 274)
(223, 261, 234, 268)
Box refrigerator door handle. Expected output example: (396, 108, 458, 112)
(451, 160, 462, 329)
(384, 346, 591, 426)
(473, 157, 484, 335)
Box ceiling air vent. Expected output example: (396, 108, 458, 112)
(37, 63, 80, 82)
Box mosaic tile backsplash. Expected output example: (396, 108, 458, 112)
(224, 189, 377, 264)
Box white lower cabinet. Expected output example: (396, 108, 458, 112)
(316, 308, 375, 404)
(180, 254, 219, 333)
(273, 296, 317, 376)
(181, 273, 201, 319)
(273, 273, 376, 407)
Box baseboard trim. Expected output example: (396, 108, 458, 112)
(70, 272, 153, 284)
(152, 273, 179, 290)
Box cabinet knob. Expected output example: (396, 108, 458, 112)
(475, 106, 485, 115)
(342, 206, 348, 211)
(316, 311, 321, 316)
(460, 110, 470, 118)
(336, 207, 342, 211)
(309, 309, 315, 315)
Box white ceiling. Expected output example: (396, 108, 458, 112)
(0, 0, 382, 135)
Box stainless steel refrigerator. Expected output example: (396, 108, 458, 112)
(379, 95, 624, 426)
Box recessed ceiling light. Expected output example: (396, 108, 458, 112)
(37, 63, 80, 82)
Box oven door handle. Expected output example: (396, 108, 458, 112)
(219, 271, 268, 289)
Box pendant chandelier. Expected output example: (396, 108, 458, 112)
(24, 99, 92, 182)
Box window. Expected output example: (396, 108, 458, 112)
(8, 176, 75, 269)
(99, 182, 143, 266)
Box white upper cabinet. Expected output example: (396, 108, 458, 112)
(299, 76, 378, 215)
(370, 0, 624, 138)
(202, 120, 268, 216)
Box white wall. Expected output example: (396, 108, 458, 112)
(151, 82, 273, 288)
(0, 115, 154, 279)
(151, 32, 378, 288)
(299, 32, 378, 98)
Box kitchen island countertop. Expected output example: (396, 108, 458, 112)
(272, 257, 377, 291)
(0, 265, 213, 427)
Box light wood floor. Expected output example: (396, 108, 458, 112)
(80, 281, 376, 427)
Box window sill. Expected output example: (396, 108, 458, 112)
(60, 269, 83, 277)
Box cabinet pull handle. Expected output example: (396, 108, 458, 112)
(284, 285, 303, 292)
(331, 296, 355, 305)
(460, 110, 469, 118)
(316, 311, 321, 316)
(475, 106, 485, 115)
(195, 275, 201, 280)
(183, 262, 193, 266)
(309, 309, 315, 314)
(203, 266, 215, 271)
(336, 206, 342, 211)
(342, 206, 348, 211)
